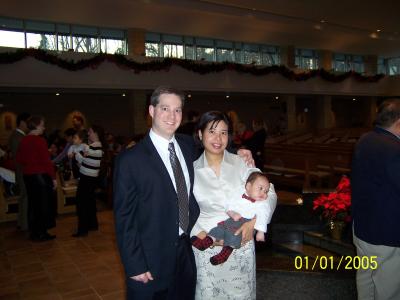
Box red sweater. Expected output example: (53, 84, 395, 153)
(16, 135, 55, 179)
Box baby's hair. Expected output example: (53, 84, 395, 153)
(74, 130, 88, 144)
(246, 171, 269, 185)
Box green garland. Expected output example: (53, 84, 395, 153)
(0, 48, 384, 82)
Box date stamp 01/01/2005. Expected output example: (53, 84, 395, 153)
(294, 256, 378, 271)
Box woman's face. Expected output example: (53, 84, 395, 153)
(36, 120, 45, 135)
(199, 120, 229, 156)
(88, 128, 98, 143)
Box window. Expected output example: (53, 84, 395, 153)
(196, 38, 214, 61)
(101, 39, 126, 54)
(387, 57, 400, 75)
(377, 57, 387, 75)
(26, 32, 56, 50)
(0, 16, 127, 54)
(333, 53, 364, 73)
(295, 48, 319, 70)
(0, 30, 25, 48)
(216, 40, 234, 62)
(144, 31, 281, 66)
(243, 44, 261, 65)
(261, 46, 280, 66)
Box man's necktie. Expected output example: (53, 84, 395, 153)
(168, 142, 189, 232)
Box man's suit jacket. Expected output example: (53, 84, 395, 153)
(113, 133, 200, 291)
(351, 127, 400, 247)
(9, 129, 25, 165)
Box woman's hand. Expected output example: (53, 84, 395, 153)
(235, 217, 256, 246)
(197, 231, 224, 246)
(237, 148, 255, 167)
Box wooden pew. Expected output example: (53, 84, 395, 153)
(0, 180, 18, 222)
(56, 171, 77, 214)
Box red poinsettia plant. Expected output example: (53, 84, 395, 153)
(313, 176, 352, 223)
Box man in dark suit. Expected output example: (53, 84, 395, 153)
(351, 98, 400, 300)
(8, 112, 30, 230)
(113, 86, 200, 300)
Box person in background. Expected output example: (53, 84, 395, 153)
(243, 118, 267, 169)
(68, 130, 89, 179)
(9, 112, 31, 231)
(177, 110, 200, 137)
(16, 116, 57, 241)
(351, 98, 400, 300)
(72, 114, 85, 132)
(52, 128, 76, 165)
(72, 125, 104, 237)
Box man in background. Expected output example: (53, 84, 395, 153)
(8, 112, 30, 230)
(351, 98, 400, 300)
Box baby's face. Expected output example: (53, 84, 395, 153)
(246, 177, 270, 201)
(72, 134, 82, 145)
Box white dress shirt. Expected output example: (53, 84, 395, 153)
(149, 129, 190, 234)
(191, 150, 277, 236)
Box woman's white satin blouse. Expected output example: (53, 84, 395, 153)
(191, 150, 277, 236)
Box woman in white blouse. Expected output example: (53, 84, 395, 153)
(191, 111, 277, 300)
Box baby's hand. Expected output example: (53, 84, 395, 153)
(227, 210, 242, 221)
(256, 231, 265, 242)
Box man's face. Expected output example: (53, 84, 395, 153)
(246, 176, 270, 201)
(149, 93, 183, 140)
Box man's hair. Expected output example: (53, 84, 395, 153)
(26, 115, 44, 131)
(375, 98, 400, 128)
(150, 86, 185, 107)
(64, 128, 77, 137)
(16, 112, 31, 127)
(246, 171, 269, 185)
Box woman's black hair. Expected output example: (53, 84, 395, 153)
(90, 125, 106, 148)
(195, 111, 233, 147)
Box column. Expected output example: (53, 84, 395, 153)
(280, 45, 296, 68)
(127, 28, 146, 57)
(364, 55, 378, 75)
(284, 95, 296, 131)
(317, 95, 335, 129)
(319, 50, 333, 71)
(128, 90, 149, 135)
(366, 97, 378, 126)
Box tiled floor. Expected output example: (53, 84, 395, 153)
(0, 206, 355, 299)
(0, 210, 125, 300)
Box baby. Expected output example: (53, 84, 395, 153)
(67, 130, 88, 178)
(191, 171, 271, 265)
(68, 131, 88, 158)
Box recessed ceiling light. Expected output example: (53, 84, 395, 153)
(122, 93, 126, 97)
(187, 94, 192, 98)
(226, 95, 230, 99)
(376, 29, 381, 32)
(275, 96, 279, 100)
(353, 98, 356, 101)
(55, 93, 60, 96)
(369, 32, 378, 39)
(320, 19, 326, 23)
